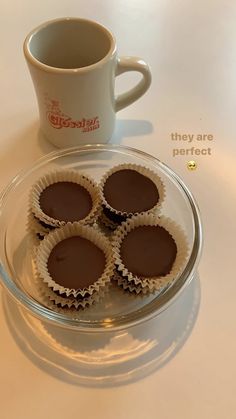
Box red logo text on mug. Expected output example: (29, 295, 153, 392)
(45, 96, 100, 132)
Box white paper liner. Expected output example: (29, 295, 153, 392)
(39, 276, 106, 310)
(113, 270, 171, 296)
(32, 257, 107, 310)
(99, 211, 118, 230)
(30, 170, 101, 228)
(113, 270, 151, 295)
(93, 220, 114, 240)
(100, 163, 166, 223)
(27, 226, 42, 253)
(27, 210, 52, 237)
(26, 210, 47, 259)
(112, 214, 189, 293)
(35, 222, 114, 299)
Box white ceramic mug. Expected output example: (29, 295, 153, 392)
(24, 17, 151, 148)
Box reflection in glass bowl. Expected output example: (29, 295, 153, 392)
(3, 273, 200, 387)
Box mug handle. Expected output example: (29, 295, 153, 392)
(115, 56, 151, 112)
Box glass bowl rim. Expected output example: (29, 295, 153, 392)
(0, 144, 203, 332)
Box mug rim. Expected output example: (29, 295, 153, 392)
(23, 17, 117, 74)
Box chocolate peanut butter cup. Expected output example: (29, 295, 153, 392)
(30, 170, 101, 229)
(100, 164, 165, 228)
(35, 222, 114, 306)
(48, 236, 106, 290)
(120, 225, 177, 278)
(112, 214, 188, 293)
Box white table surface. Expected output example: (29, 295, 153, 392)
(1, 1, 236, 418)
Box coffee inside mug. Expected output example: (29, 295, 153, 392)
(28, 19, 113, 69)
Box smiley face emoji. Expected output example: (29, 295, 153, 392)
(187, 160, 197, 171)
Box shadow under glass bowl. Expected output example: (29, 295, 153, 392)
(0, 144, 203, 332)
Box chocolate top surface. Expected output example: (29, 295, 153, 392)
(103, 169, 159, 213)
(120, 225, 177, 278)
(47, 236, 106, 289)
(39, 181, 93, 222)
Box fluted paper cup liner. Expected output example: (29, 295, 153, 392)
(27, 210, 53, 238)
(27, 225, 42, 252)
(112, 214, 189, 293)
(32, 258, 106, 310)
(35, 222, 114, 299)
(113, 270, 171, 295)
(26, 210, 49, 256)
(39, 277, 106, 310)
(99, 211, 118, 231)
(93, 219, 114, 240)
(100, 163, 166, 226)
(113, 270, 151, 295)
(30, 170, 101, 228)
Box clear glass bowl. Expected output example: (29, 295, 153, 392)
(0, 145, 202, 332)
